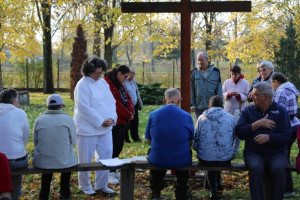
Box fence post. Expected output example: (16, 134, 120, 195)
(57, 59, 60, 90)
(120, 167, 135, 200)
(142, 61, 145, 84)
(173, 59, 175, 88)
(26, 58, 29, 89)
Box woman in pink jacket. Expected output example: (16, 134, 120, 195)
(222, 65, 249, 154)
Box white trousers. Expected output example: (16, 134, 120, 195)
(76, 132, 112, 191)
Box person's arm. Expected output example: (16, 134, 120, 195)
(69, 117, 76, 147)
(190, 70, 196, 110)
(22, 111, 30, 145)
(145, 114, 152, 143)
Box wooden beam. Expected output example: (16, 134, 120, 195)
(121, 1, 252, 13)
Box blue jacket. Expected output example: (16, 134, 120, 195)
(236, 102, 291, 154)
(191, 65, 223, 110)
(145, 105, 194, 168)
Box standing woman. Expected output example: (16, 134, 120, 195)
(104, 65, 134, 184)
(74, 56, 117, 195)
(222, 65, 249, 154)
(271, 72, 299, 198)
(0, 88, 30, 200)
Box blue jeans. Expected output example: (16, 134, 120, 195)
(244, 151, 287, 200)
(8, 156, 28, 200)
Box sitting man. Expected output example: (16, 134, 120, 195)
(33, 94, 77, 200)
(145, 88, 194, 200)
(193, 95, 236, 200)
(236, 82, 291, 200)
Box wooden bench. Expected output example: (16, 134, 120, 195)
(11, 162, 297, 200)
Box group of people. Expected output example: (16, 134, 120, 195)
(0, 56, 143, 199)
(0, 52, 299, 200)
(145, 52, 299, 200)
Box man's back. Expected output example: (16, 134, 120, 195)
(145, 105, 194, 168)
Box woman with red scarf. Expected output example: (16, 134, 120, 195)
(104, 65, 134, 184)
(222, 65, 249, 154)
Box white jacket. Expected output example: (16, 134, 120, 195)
(222, 78, 249, 115)
(0, 103, 29, 159)
(74, 77, 117, 136)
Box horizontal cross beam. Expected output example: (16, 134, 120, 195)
(122, 1, 252, 13)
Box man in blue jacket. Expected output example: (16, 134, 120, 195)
(236, 82, 291, 200)
(191, 51, 223, 119)
(145, 88, 194, 200)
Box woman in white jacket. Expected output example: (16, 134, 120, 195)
(222, 65, 249, 154)
(0, 88, 30, 200)
(74, 56, 117, 195)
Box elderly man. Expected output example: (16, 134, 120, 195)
(191, 51, 223, 119)
(236, 82, 291, 200)
(123, 67, 143, 143)
(145, 88, 194, 200)
(248, 60, 274, 101)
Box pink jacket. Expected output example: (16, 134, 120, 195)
(222, 78, 249, 115)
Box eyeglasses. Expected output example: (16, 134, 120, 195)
(93, 71, 103, 76)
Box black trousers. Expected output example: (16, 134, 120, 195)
(199, 159, 231, 194)
(112, 124, 127, 158)
(125, 105, 140, 142)
(39, 172, 71, 200)
(150, 169, 189, 200)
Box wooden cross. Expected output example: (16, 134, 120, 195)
(121, 1, 251, 112)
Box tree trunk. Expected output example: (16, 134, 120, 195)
(203, 12, 215, 52)
(93, 2, 102, 57)
(0, 62, 3, 90)
(42, 0, 54, 94)
(104, 24, 114, 69)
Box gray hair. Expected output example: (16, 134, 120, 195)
(165, 88, 180, 100)
(0, 88, 18, 104)
(259, 61, 274, 69)
(253, 82, 273, 99)
(197, 52, 209, 59)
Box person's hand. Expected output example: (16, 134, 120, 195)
(254, 134, 270, 144)
(258, 114, 276, 129)
(191, 107, 196, 112)
(129, 115, 134, 121)
(248, 92, 253, 100)
(102, 118, 114, 127)
(231, 92, 239, 97)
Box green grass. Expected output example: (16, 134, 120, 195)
(19, 92, 300, 199)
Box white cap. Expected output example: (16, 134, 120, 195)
(47, 94, 64, 106)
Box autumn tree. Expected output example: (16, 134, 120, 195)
(275, 20, 300, 88)
(0, 0, 40, 90)
(35, 0, 54, 93)
(70, 24, 88, 99)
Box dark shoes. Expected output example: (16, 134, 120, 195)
(125, 139, 131, 143)
(210, 192, 222, 200)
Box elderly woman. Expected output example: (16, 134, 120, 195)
(0, 88, 30, 200)
(222, 65, 249, 154)
(271, 72, 299, 198)
(74, 56, 117, 195)
(248, 60, 274, 101)
(104, 65, 134, 184)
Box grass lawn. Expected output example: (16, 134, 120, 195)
(19, 92, 300, 199)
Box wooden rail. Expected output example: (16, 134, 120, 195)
(11, 162, 297, 200)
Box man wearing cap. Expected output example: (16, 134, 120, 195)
(33, 94, 77, 200)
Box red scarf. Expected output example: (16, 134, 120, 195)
(234, 74, 244, 84)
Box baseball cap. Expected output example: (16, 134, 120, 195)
(47, 94, 64, 106)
